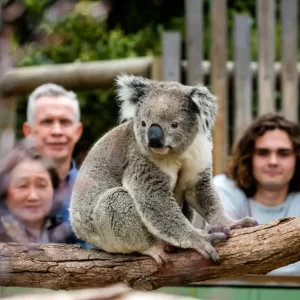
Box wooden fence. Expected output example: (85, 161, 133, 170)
(0, 0, 299, 175)
(163, 0, 299, 174)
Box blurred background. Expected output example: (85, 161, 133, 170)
(0, 0, 300, 299)
(1, 0, 298, 174)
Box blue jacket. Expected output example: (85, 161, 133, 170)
(53, 161, 94, 248)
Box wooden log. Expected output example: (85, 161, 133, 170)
(0, 283, 199, 300)
(0, 217, 300, 291)
(0, 57, 153, 96)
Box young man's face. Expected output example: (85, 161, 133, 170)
(252, 129, 296, 191)
(23, 96, 83, 163)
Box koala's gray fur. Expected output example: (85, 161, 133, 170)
(70, 75, 257, 264)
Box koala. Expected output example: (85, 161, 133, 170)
(70, 75, 257, 265)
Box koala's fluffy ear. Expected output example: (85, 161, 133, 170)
(115, 74, 151, 122)
(189, 85, 218, 133)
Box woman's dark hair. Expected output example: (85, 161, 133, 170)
(0, 138, 60, 199)
(225, 113, 300, 197)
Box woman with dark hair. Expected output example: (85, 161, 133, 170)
(213, 113, 300, 274)
(0, 138, 72, 244)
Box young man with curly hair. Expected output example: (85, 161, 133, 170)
(213, 112, 300, 274)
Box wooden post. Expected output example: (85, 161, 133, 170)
(162, 31, 181, 82)
(211, 0, 228, 175)
(150, 57, 163, 82)
(281, 0, 298, 122)
(185, 0, 203, 85)
(0, 17, 16, 154)
(233, 14, 252, 142)
(257, 0, 275, 115)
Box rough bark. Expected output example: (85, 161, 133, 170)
(1, 217, 300, 291)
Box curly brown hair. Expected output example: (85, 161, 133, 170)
(0, 138, 60, 200)
(225, 113, 300, 197)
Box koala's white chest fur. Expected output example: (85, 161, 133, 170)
(153, 133, 212, 204)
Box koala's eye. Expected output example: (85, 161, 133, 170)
(171, 122, 178, 128)
(141, 121, 146, 127)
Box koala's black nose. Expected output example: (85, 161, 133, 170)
(148, 124, 164, 148)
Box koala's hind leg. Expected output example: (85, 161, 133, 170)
(92, 187, 170, 264)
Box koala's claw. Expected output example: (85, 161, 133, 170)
(196, 244, 220, 264)
(230, 217, 258, 230)
(152, 252, 171, 266)
(206, 224, 231, 237)
(142, 243, 172, 267)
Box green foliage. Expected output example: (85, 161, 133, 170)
(15, 12, 163, 159)
(24, 0, 50, 14)
(20, 15, 162, 66)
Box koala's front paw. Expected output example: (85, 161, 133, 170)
(190, 231, 228, 263)
(229, 216, 258, 229)
(206, 224, 230, 237)
(206, 216, 258, 236)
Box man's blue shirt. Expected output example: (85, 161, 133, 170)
(53, 160, 78, 226)
(53, 160, 93, 248)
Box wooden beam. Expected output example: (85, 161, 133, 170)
(0, 60, 299, 97)
(0, 57, 153, 96)
(1, 217, 300, 291)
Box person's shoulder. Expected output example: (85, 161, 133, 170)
(285, 192, 300, 218)
(213, 173, 237, 189)
(213, 173, 247, 202)
(287, 192, 300, 203)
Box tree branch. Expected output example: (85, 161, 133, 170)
(1, 217, 300, 291)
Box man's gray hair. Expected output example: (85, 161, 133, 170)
(27, 83, 81, 125)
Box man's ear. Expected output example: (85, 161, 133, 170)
(74, 122, 83, 143)
(22, 122, 32, 137)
